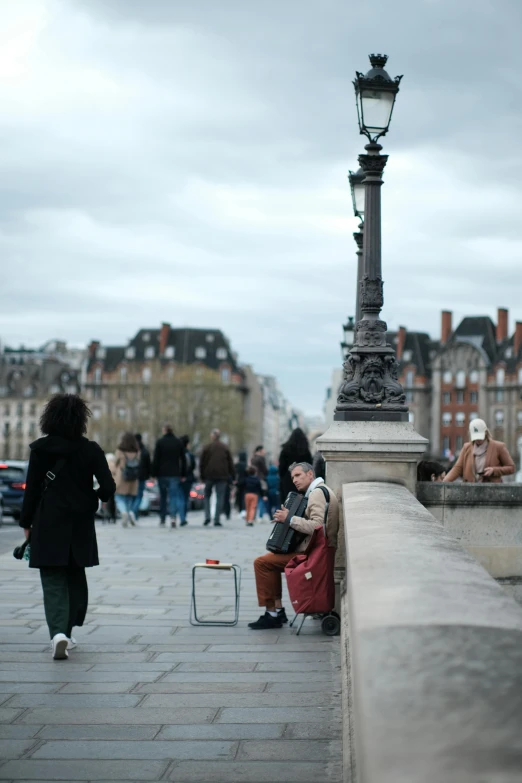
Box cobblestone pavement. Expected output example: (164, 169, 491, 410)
(0, 511, 341, 782)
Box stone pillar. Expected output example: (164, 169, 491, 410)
(318, 419, 428, 583)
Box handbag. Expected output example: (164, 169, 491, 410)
(12, 457, 67, 561)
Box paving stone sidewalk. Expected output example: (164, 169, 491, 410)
(0, 511, 341, 782)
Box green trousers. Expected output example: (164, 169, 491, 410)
(39, 560, 88, 639)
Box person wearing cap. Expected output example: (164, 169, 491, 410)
(444, 419, 515, 483)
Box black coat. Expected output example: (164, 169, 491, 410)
(138, 445, 152, 481)
(19, 436, 116, 569)
(278, 444, 313, 504)
(152, 433, 186, 478)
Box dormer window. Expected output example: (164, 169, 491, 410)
(96, 347, 106, 359)
(443, 371, 452, 384)
(125, 347, 136, 359)
(455, 370, 466, 388)
(402, 350, 412, 363)
(120, 366, 127, 382)
(94, 368, 102, 383)
(206, 334, 215, 343)
(142, 332, 150, 343)
(145, 347, 155, 359)
(216, 347, 227, 360)
(195, 347, 207, 359)
(165, 346, 175, 359)
(469, 370, 479, 383)
(496, 368, 505, 387)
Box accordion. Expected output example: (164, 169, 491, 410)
(266, 491, 308, 554)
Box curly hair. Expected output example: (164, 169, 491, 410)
(118, 432, 139, 452)
(40, 394, 91, 440)
(283, 427, 310, 452)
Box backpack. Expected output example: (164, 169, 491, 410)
(123, 454, 140, 482)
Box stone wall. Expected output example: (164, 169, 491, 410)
(341, 480, 522, 783)
(417, 483, 522, 578)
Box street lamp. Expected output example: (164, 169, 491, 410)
(348, 168, 365, 321)
(340, 316, 355, 361)
(335, 54, 407, 422)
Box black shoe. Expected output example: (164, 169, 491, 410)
(203, 519, 211, 526)
(248, 612, 283, 630)
(214, 521, 223, 527)
(180, 520, 188, 527)
(277, 608, 289, 624)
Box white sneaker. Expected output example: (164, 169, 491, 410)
(52, 633, 69, 660)
(129, 511, 137, 526)
(121, 511, 129, 528)
(68, 636, 77, 650)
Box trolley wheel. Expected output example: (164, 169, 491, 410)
(321, 613, 340, 636)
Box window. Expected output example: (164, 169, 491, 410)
(67, 384, 77, 394)
(495, 410, 504, 425)
(23, 385, 34, 398)
(442, 412, 452, 426)
(470, 391, 478, 404)
(3, 422, 9, 436)
(15, 421, 22, 435)
(29, 422, 36, 437)
(505, 348, 513, 359)
(519, 367, 522, 385)
(206, 334, 215, 343)
(469, 370, 479, 383)
(443, 371, 452, 384)
(94, 367, 102, 383)
(0, 387, 7, 397)
(117, 407, 126, 420)
(221, 367, 231, 384)
(16, 402, 23, 417)
(456, 435, 463, 451)
(443, 436, 451, 453)
(195, 347, 207, 359)
(142, 332, 150, 342)
(118, 388, 125, 400)
(125, 346, 136, 359)
(517, 410, 522, 426)
(405, 371, 415, 388)
(495, 389, 504, 402)
(216, 347, 227, 360)
(92, 408, 101, 421)
(49, 384, 60, 394)
(403, 350, 412, 363)
(3, 404, 10, 416)
(456, 412, 466, 426)
(93, 387, 102, 400)
(455, 370, 466, 388)
(405, 390, 413, 402)
(469, 411, 479, 422)
(145, 346, 155, 359)
(96, 347, 106, 359)
(456, 390, 465, 404)
(120, 367, 127, 382)
(408, 411, 415, 425)
(164, 346, 175, 359)
(142, 387, 149, 399)
(142, 368, 151, 383)
(443, 392, 451, 405)
(496, 368, 505, 386)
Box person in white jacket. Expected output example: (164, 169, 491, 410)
(248, 462, 339, 630)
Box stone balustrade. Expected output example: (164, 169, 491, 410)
(341, 480, 522, 783)
(417, 482, 522, 578)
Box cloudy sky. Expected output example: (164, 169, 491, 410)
(1, 0, 521, 415)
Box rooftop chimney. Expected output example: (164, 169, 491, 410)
(88, 340, 100, 359)
(514, 321, 522, 358)
(159, 322, 170, 356)
(441, 311, 452, 344)
(497, 308, 508, 343)
(397, 326, 406, 361)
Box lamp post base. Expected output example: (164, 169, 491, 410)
(334, 410, 408, 422)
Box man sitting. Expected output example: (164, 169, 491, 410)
(248, 461, 339, 630)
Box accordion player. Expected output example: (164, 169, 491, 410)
(266, 491, 308, 554)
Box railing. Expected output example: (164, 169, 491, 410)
(341, 481, 522, 783)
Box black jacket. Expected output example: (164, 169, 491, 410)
(278, 444, 313, 504)
(244, 475, 264, 496)
(19, 436, 116, 569)
(152, 433, 186, 478)
(138, 445, 152, 481)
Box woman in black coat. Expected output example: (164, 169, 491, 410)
(278, 428, 313, 504)
(19, 394, 116, 660)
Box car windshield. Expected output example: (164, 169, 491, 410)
(0, 467, 25, 482)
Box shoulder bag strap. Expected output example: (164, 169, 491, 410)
(42, 457, 68, 494)
(316, 485, 330, 528)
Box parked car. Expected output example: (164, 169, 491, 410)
(0, 461, 28, 520)
(189, 482, 205, 510)
(141, 479, 204, 513)
(0, 492, 4, 526)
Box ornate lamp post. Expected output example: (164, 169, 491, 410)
(348, 168, 365, 322)
(335, 54, 407, 422)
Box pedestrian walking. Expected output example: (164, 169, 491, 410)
(200, 429, 235, 527)
(131, 433, 151, 520)
(180, 435, 196, 526)
(251, 445, 269, 519)
(244, 466, 267, 526)
(266, 463, 280, 517)
(152, 425, 186, 528)
(444, 419, 515, 483)
(278, 428, 313, 504)
(234, 451, 248, 514)
(114, 433, 140, 527)
(19, 393, 116, 659)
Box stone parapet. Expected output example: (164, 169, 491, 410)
(341, 480, 522, 783)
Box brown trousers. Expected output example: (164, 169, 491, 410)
(253, 552, 295, 607)
(245, 493, 258, 523)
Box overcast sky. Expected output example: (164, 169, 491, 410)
(1, 0, 521, 415)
